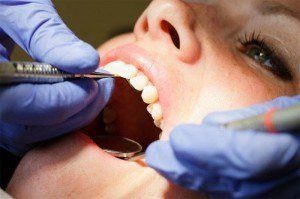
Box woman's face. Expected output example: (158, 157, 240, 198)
(7, 0, 300, 198)
(100, 0, 300, 140)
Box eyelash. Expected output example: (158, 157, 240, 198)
(238, 31, 293, 81)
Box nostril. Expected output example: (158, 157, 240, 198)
(142, 18, 149, 32)
(161, 20, 180, 49)
(139, 16, 149, 33)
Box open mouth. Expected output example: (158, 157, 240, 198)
(83, 46, 165, 152)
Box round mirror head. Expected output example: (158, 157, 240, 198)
(92, 135, 142, 158)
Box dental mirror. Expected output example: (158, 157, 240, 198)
(92, 135, 143, 158)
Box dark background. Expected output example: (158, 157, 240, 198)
(11, 0, 151, 60)
(1, 0, 150, 189)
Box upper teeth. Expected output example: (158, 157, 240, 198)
(103, 61, 138, 79)
(141, 85, 158, 104)
(129, 72, 149, 91)
(147, 102, 163, 121)
(102, 61, 163, 129)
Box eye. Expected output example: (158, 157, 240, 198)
(239, 32, 293, 81)
(245, 44, 273, 69)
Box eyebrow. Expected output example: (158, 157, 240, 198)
(258, 1, 300, 21)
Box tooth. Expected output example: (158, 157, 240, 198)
(146, 102, 163, 121)
(103, 61, 138, 79)
(103, 61, 126, 75)
(146, 103, 154, 114)
(141, 85, 158, 104)
(154, 120, 160, 128)
(151, 103, 163, 120)
(129, 74, 149, 91)
(116, 64, 138, 79)
(103, 107, 116, 124)
(123, 64, 138, 79)
(154, 119, 164, 129)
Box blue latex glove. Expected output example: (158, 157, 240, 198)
(0, 0, 113, 155)
(146, 95, 300, 198)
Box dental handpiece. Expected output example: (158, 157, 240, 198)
(0, 61, 117, 85)
(223, 104, 300, 133)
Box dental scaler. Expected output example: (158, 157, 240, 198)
(0, 61, 118, 85)
(223, 104, 300, 133)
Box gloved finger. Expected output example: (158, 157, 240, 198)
(0, 29, 14, 61)
(169, 124, 300, 179)
(146, 139, 299, 198)
(0, 0, 99, 73)
(203, 95, 300, 125)
(0, 78, 113, 155)
(146, 140, 229, 193)
(0, 79, 100, 125)
(146, 140, 201, 187)
(146, 141, 236, 195)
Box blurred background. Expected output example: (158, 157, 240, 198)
(11, 0, 151, 60)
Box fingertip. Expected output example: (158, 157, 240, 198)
(146, 141, 165, 159)
(146, 141, 170, 168)
(44, 41, 100, 74)
(146, 141, 193, 185)
(72, 44, 100, 73)
(146, 142, 179, 177)
(169, 126, 188, 147)
(96, 78, 114, 105)
(98, 78, 114, 93)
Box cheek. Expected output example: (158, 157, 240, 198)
(191, 58, 289, 120)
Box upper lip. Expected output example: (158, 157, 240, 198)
(100, 44, 160, 87)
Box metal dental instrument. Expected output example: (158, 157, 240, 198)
(0, 61, 118, 85)
(93, 105, 300, 161)
(223, 104, 300, 133)
(126, 152, 146, 162)
(92, 135, 143, 159)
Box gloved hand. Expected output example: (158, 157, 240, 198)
(146, 95, 300, 198)
(0, 0, 113, 155)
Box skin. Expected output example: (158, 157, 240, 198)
(7, 0, 300, 198)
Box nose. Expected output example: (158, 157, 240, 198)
(134, 0, 201, 63)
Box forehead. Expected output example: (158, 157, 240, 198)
(185, 0, 300, 24)
(185, 0, 300, 10)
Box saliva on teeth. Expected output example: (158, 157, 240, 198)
(102, 61, 164, 129)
